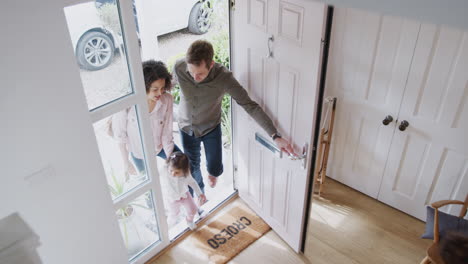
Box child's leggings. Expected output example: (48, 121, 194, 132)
(168, 192, 198, 226)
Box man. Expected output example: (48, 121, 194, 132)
(174, 40, 296, 194)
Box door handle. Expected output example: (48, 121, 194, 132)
(289, 143, 308, 169)
(399, 120, 409, 131)
(382, 115, 393, 126)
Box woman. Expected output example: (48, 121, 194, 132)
(112, 60, 181, 178)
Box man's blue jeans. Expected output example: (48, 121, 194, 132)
(180, 124, 224, 195)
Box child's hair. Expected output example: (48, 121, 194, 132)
(166, 152, 190, 177)
(142, 60, 172, 92)
(439, 231, 468, 264)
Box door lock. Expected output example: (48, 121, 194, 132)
(399, 120, 409, 131)
(382, 115, 393, 126)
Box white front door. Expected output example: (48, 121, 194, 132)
(377, 24, 468, 220)
(326, 8, 420, 198)
(231, 0, 326, 251)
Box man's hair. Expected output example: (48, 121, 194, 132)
(142, 60, 172, 92)
(186, 40, 214, 69)
(166, 152, 190, 177)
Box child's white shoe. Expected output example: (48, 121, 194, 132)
(187, 221, 197, 230)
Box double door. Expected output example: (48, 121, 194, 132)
(326, 7, 468, 220)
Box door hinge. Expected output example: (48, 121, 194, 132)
(230, 0, 235, 11)
(321, 38, 326, 46)
(233, 165, 238, 189)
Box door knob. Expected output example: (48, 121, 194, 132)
(399, 120, 409, 131)
(382, 115, 393, 126)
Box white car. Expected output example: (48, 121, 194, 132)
(65, 0, 212, 71)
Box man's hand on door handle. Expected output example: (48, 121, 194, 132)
(274, 137, 298, 157)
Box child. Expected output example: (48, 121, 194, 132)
(163, 152, 206, 230)
(112, 60, 181, 179)
(439, 231, 468, 264)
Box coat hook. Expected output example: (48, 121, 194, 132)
(267, 35, 274, 58)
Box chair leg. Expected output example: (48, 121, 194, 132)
(318, 171, 325, 195)
(314, 129, 325, 195)
(419, 256, 431, 264)
(320, 141, 331, 194)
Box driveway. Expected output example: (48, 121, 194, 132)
(157, 27, 222, 63)
(79, 27, 225, 110)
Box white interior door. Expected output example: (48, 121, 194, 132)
(326, 8, 420, 198)
(231, 0, 326, 252)
(377, 25, 468, 220)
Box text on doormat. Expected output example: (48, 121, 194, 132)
(206, 216, 252, 249)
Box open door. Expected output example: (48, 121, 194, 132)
(231, 0, 326, 252)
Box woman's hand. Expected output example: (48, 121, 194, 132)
(124, 160, 137, 181)
(198, 194, 207, 206)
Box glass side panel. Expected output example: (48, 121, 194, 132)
(93, 106, 149, 200)
(116, 191, 160, 260)
(64, 1, 132, 110)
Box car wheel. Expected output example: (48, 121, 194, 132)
(188, 2, 212, 35)
(76, 31, 114, 71)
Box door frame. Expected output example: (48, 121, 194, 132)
(229, 0, 239, 192)
(300, 5, 334, 253)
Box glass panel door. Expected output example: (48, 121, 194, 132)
(63, 0, 169, 262)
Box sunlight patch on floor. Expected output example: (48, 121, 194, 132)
(310, 196, 350, 229)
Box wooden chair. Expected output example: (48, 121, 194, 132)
(314, 97, 337, 196)
(420, 194, 468, 264)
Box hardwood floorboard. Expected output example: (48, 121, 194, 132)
(304, 178, 430, 264)
(150, 178, 430, 263)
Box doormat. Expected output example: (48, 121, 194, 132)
(189, 203, 271, 264)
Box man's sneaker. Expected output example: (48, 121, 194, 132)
(208, 175, 218, 188)
(187, 221, 197, 230)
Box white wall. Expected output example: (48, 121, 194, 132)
(316, 0, 468, 30)
(0, 0, 127, 263)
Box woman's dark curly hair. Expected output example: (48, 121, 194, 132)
(142, 60, 172, 92)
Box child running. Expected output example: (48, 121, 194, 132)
(162, 152, 206, 230)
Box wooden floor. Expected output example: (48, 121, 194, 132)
(303, 179, 430, 263)
(150, 178, 430, 264)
